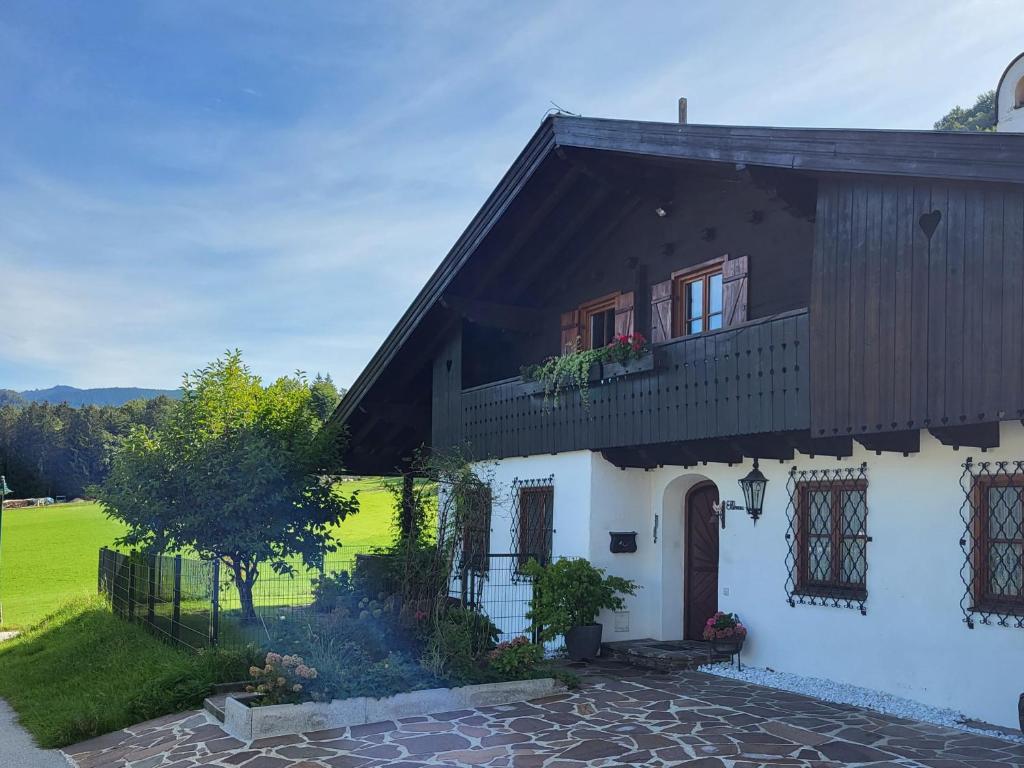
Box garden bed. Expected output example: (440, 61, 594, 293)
(223, 677, 563, 740)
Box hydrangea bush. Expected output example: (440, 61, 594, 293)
(246, 652, 321, 706)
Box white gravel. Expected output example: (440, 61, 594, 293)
(698, 662, 1024, 745)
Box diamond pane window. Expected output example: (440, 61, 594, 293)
(960, 460, 1024, 627)
(458, 485, 492, 574)
(510, 477, 554, 570)
(786, 464, 870, 613)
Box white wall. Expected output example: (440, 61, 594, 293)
(997, 53, 1024, 133)
(651, 423, 1024, 730)
(472, 424, 1024, 729)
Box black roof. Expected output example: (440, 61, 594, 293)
(331, 115, 1024, 472)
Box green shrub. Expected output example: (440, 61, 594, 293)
(524, 558, 637, 640)
(422, 607, 499, 681)
(311, 570, 354, 614)
(487, 637, 543, 679)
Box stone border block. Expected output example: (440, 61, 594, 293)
(223, 677, 563, 741)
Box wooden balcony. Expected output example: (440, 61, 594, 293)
(458, 309, 809, 460)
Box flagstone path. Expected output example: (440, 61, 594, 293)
(63, 661, 1024, 767)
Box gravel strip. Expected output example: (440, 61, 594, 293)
(698, 662, 1024, 744)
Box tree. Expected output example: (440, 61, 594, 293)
(98, 350, 359, 619)
(934, 90, 996, 132)
(309, 373, 342, 424)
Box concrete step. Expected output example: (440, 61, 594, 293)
(601, 638, 734, 671)
(203, 695, 229, 722)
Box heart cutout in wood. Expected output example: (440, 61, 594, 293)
(919, 209, 941, 239)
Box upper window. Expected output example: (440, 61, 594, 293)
(973, 477, 1024, 614)
(673, 263, 724, 337)
(1016, 76, 1024, 109)
(579, 294, 617, 350)
(561, 292, 634, 354)
(794, 478, 868, 599)
(515, 485, 553, 568)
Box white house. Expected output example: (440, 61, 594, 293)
(334, 56, 1024, 729)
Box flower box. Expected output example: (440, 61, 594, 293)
(222, 677, 564, 741)
(599, 354, 655, 380)
(519, 354, 655, 397)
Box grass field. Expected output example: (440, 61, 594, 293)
(0, 477, 403, 629)
(0, 597, 256, 747)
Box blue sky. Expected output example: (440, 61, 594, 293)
(1, 1, 1021, 391)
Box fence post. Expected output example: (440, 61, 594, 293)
(171, 555, 182, 643)
(147, 553, 157, 625)
(98, 547, 104, 595)
(127, 555, 136, 620)
(209, 558, 220, 647)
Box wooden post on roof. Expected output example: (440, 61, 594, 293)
(678, 97, 688, 125)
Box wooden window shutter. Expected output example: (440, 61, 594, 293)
(614, 291, 635, 337)
(559, 309, 580, 354)
(650, 279, 672, 342)
(722, 255, 749, 326)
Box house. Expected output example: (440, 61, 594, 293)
(333, 58, 1024, 728)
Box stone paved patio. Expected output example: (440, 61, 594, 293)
(63, 661, 1024, 767)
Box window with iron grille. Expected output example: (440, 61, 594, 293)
(510, 477, 554, 569)
(960, 458, 1024, 628)
(786, 464, 870, 613)
(459, 485, 492, 574)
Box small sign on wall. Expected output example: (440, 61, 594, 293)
(609, 531, 638, 553)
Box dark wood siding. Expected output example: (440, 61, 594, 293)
(442, 310, 808, 459)
(431, 326, 463, 450)
(810, 177, 1024, 437)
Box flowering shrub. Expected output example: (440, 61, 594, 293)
(488, 636, 543, 679)
(604, 333, 649, 365)
(702, 611, 747, 642)
(246, 652, 321, 706)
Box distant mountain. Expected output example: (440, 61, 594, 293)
(17, 385, 181, 407)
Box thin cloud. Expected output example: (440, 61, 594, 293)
(1, 0, 1021, 390)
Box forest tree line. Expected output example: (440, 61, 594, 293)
(0, 372, 342, 499)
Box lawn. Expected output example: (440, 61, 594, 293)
(0, 597, 256, 748)
(0, 478, 404, 629)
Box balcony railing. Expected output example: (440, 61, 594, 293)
(459, 309, 809, 459)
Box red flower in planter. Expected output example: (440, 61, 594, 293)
(703, 611, 747, 642)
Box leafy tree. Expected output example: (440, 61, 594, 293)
(309, 373, 342, 424)
(934, 90, 996, 132)
(0, 390, 24, 408)
(98, 350, 359, 619)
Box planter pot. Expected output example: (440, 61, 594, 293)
(565, 623, 603, 661)
(600, 355, 655, 379)
(709, 635, 745, 656)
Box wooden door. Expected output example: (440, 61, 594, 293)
(684, 482, 720, 641)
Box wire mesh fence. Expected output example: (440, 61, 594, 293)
(98, 547, 560, 653)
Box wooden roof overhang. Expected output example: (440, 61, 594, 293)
(331, 116, 1024, 475)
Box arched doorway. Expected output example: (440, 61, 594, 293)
(684, 481, 720, 640)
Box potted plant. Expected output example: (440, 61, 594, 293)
(524, 558, 637, 661)
(703, 611, 747, 657)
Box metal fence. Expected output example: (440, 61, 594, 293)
(98, 547, 555, 653)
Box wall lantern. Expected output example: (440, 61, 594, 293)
(738, 459, 768, 523)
